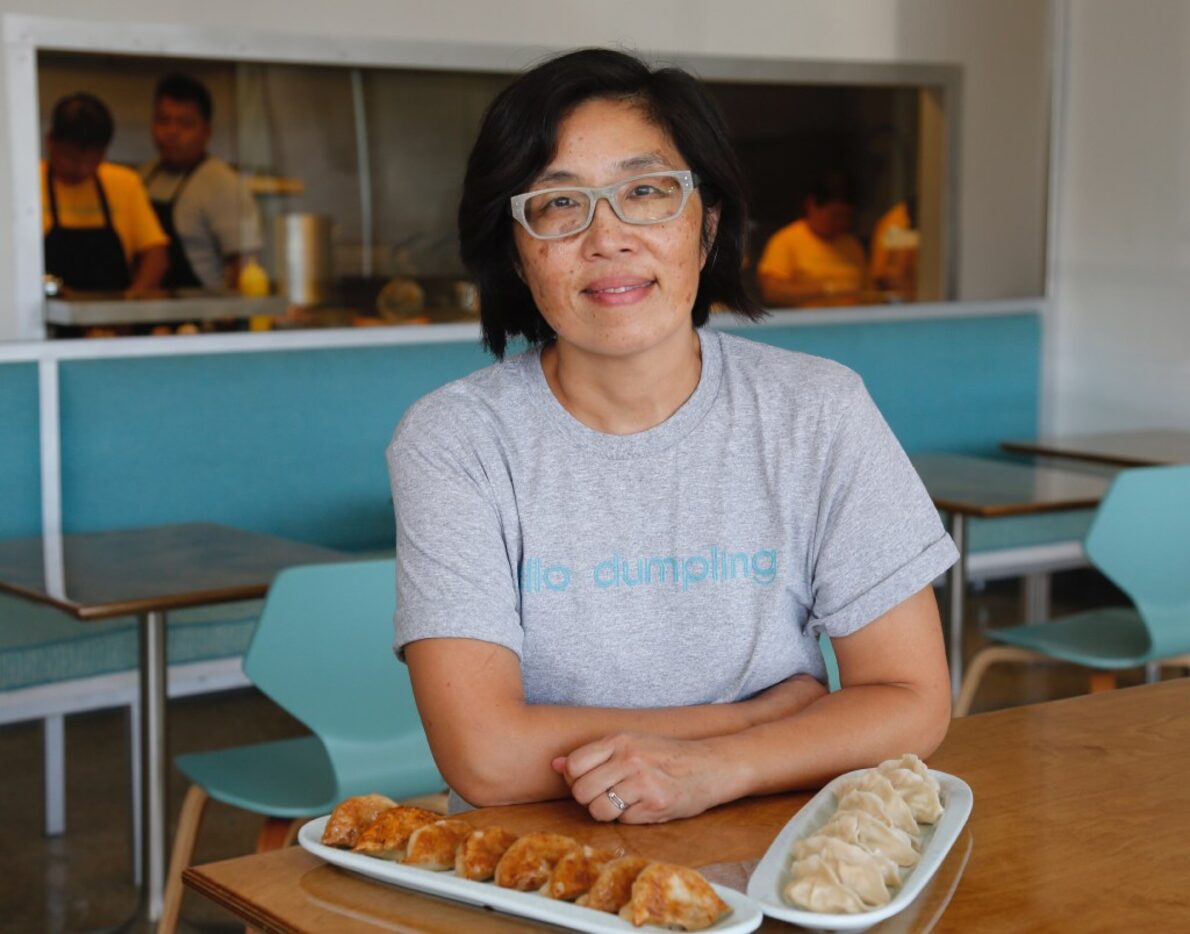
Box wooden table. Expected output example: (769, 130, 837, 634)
(0, 522, 345, 922)
(184, 679, 1190, 931)
(1002, 429, 1190, 468)
(909, 453, 1110, 698)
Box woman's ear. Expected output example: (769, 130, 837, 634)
(700, 206, 722, 270)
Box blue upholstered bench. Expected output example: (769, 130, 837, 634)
(0, 594, 259, 837)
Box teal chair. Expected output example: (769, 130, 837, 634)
(955, 465, 1190, 716)
(160, 559, 444, 932)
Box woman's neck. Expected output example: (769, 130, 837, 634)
(541, 329, 703, 435)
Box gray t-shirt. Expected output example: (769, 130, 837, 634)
(140, 156, 263, 289)
(389, 329, 956, 706)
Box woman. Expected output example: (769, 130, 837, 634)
(389, 49, 955, 824)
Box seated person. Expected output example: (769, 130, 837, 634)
(757, 172, 868, 308)
(140, 73, 263, 290)
(41, 93, 168, 294)
(869, 199, 919, 301)
(390, 49, 954, 824)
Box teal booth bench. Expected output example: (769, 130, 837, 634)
(0, 309, 1086, 831)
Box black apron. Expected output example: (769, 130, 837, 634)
(43, 171, 131, 291)
(143, 158, 205, 290)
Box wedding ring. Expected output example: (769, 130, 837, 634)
(606, 788, 629, 812)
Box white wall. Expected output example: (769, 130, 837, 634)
(1048, 0, 1190, 432)
(0, 0, 1051, 341)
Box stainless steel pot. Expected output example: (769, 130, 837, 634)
(275, 213, 333, 306)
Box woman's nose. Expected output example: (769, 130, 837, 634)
(583, 197, 635, 253)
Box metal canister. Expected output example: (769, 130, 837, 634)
(275, 213, 333, 307)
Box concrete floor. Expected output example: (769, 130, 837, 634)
(0, 571, 1152, 933)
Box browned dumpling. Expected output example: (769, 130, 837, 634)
(454, 826, 520, 881)
(544, 844, 617, 900)
(575, 856, 650, 912)
(351, 805, 441, 859)
(493, 832, 580, 890)
(320, 794, 397, 848)
(619, 862, 731, 931)
(402, 819, 473, 870)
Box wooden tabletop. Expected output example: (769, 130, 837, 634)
(909, 452, 1110, 517)
(184, 679, 1190, 932)
(1002, 429, 1190, 468)
(0, 522, 346, 619)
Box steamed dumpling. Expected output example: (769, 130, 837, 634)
(836, 787, 920, 839)
(877, 753, 940, 792)
(880, 766, 944, 824)
(816, 809, 920, 868)
(784, 851, 889, 914)
(794, 834, 901, 888)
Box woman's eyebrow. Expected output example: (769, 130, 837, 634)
(532, 153, 673, 187)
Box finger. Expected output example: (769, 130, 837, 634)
(561, 736, 617, 782)
(586, 782, 636, 823)
(570, 759, 635, 807)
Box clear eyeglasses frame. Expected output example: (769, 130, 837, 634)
(509, 169, 701, 240)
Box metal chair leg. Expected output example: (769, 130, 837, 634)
(43, 715, 65, 836)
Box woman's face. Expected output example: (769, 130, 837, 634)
(513, 97, 714, 364)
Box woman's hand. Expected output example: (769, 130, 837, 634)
(551, 732, 729, 824)
(745, 672, 829, 726)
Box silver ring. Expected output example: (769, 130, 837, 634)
(606, 788, 629, 812)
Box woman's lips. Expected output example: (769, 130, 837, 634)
(582, 278, 655, 306)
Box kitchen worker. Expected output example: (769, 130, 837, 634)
(869, 199, 918, 301)
(140, 73, 263, 290)
(390, 48, 954, 824)
(756, 171, 868, 308)
(41, 93, 168, 294)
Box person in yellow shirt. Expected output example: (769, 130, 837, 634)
(41, 93, 168, 294)
(757, 172, 868, 308)
(869, 199, 918, 302)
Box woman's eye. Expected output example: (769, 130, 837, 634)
(627, 185, 663, 199)
(544, 194, 580, 211)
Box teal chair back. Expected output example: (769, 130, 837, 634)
(1084, 465, 1190, 660)
(243, 559, 441, 799)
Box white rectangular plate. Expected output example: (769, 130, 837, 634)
(298, 816, 763, 934)
(745, 769, 973, 931)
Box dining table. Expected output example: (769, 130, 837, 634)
(908, 453, 1111, 698)
(182, 678, 1190, 931)
(0, 521, 346, 922)
(1001, 428, 1190, 468)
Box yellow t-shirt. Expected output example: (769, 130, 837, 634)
(869, 201, 918, 299)
(41, 161, 169, 264)
(757, 219, 867, 297)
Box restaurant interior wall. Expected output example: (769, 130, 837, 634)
(0, 0, 1051, 341)
(1046, 0, 1190, 434)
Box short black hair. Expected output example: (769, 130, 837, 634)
(154, 73, 213, 123)
(805, 170, 856, 207)
(48, 93, 114, 149)
(458, 47, 765, 359)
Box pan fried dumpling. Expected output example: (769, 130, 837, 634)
(544, 844, 616, 900)
(576, 856, 650, 912)
(402, 819, 473, 870)
(455, 826, 519, 881)
(794, 834, 901, 888)
(880, 765, 944, 824)
(493, 832, 580, 890)
(351, 805, 441, 859)
(816, 809, 920, 868)
(784, 853, 875, 914)
(320, 794, 397, 848)
(836, 786, 920, 839)
(619, 862, 731, 931)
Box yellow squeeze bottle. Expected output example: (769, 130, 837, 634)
(238, 259, 272, 330)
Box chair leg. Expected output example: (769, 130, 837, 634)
(159, 784, 210, 934)
(1089, 672, 1117, 694)
(127, 702, 142, 887)
(256, 816, 303, 852)
(43, 715, 65, 836)
(953, 646, 1045, 717)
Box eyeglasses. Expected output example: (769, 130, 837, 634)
(510, 170, 700, 240)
